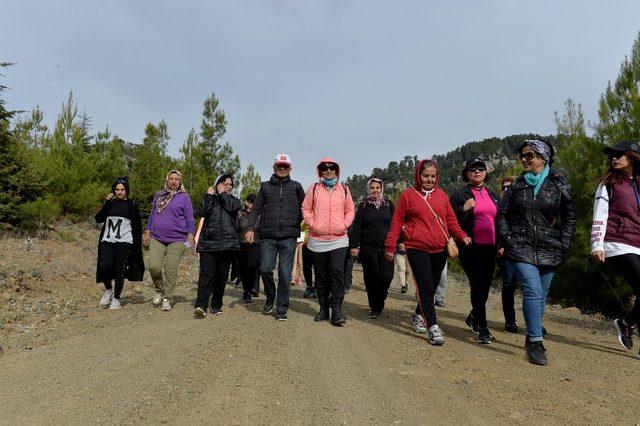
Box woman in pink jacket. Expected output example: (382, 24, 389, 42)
(302, 157, 355, 325)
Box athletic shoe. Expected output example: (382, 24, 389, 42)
(99, 289, 113, 307)
(477, 328, 492, 344)
(428, 324, 444, 346)
(109, 298, 122, 310)
(400, 285, 408, 294)
(233, 279, 241, 288)
(465, 313, 481, 334)
(613, 318, 634, 350)
(505, 322, 519, 334)
(302, 287, 315, 298)
(161, 298, 172, 311)
(194, 307, 206, 319)
(525, 338, 548, 366)
(542, 325, 548, 336)
(435, 299, 445, 308)
(152, 292, 163, 306)
(369, 310, 380, 319)
(251, 290, 259, 298)
(410, 313, 428, 334)
(211, 307, 223, 315)
(242, 295, 253, 304)
(277, 312, 288, 321)
(262, 304, 274, 315)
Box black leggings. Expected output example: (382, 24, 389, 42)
(239, 244, 260, 298)
(459, 244, 497, 329)
(98, 242, 131, 299)
(302, 245, 315, 289)
(314, 247, 347, 307)
(195, 251, 235, 310)
(360, 247, 394, 312)
(608, 253, 640, 325)
(407, 249, 447, 327)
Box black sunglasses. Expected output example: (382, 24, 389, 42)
(519, 152, 537, 161)
(608, 152, 625, 161)
(467, 167, 486, 173)
(275, 164, 290, 170)
(319, 164, 336, 172)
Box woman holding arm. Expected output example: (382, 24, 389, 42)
(385, 159, 471, 345)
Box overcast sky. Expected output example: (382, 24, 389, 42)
(2, 1, 640, 187)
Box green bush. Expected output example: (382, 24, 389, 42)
(19, 197, 60, 231)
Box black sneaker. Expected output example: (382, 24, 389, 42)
(369, 310, 380, 319)
(211, 307, 223, 315)
(276, 312, 288, 321)
(262, 304, 274, 315)
(251, 290, 259, 298)
(465, 313, 481, 334)
(302, 287, 315, 298)
(242, 295, 253, 304)
(505, 322, 519, 334)
(435, 299, 445, 308)
(613, 318, 634, 350)
(542, 325, 548, 336)
(526, 339, 548, 366)
(477, 328, 492, 344)
(400, 285, 408, 294)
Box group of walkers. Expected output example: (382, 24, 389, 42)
(93, 139, 640, 366)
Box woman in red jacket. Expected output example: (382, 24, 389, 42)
(385, 159, 471, 345)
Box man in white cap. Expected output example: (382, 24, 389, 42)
(246, 154, 305, 321)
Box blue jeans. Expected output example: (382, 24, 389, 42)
(260, 238, 297, 313)
(513, 263, 555, 342)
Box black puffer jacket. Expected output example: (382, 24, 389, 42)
(196, 192, 242, 252)
(449, 184, 500, 240)
(247, 175, 305, 239)
(495, 169, 577, 267)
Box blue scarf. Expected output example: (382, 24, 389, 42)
(321, 177, 338, 189)
(524, 165, 550, 197)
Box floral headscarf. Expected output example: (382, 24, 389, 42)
(155, 170, 186, 213)
(366, 178, 386, 209)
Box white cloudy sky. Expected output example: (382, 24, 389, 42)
(2, 1, 639, 186)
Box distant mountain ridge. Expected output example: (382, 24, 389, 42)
(346, 133, 557, 200)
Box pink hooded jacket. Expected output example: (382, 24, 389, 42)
(301, 157, 355, 241)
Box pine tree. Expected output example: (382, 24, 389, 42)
(239, 163, 262, 200)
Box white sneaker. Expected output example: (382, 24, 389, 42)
(152, 292, 163, 306)
(99, 289, 113, 307)
(428, 324, 444, 346)
(109, 298, 122, 310)
(162, 298, 172, 311)
(410, 313, 428, 334)
(194, 307, 206, 319)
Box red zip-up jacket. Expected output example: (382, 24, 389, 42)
(385, 160, 467, 254)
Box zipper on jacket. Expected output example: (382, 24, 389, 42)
(532, 187, 539, 264)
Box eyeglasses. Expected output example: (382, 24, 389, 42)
(467, 167, 486, 173)
(319, 164, 336, 172)
(519, 152, 537, 161)
(608, 152, 625, 161)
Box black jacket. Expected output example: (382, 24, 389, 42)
(449, 184, 500, 240)
(495, 169, 577, 267)
(95, 199, 145, 282)
(349, 199, 395, 252)
(248, 175, 305, 239)
(196, 192, 242, 252)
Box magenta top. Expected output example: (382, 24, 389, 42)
(471, 186, 497, 245)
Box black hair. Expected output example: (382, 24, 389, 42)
(246, 193, 257, 203)
(215, 174, 235, 188)
(111, 176, 130, 196)
(461, 165, 490, 183)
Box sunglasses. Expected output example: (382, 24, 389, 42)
(608, 152, 625, 161)
(275, 164, 290, 170)
(467, 167, 486, 173)
(519, 152, 537, 161)
(319, 164, 336, 172)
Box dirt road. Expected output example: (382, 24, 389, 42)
(0, 231, 639, 424)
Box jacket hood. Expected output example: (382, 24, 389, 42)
(413, 159, 440, 191)
(316, 157, 341, 180)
